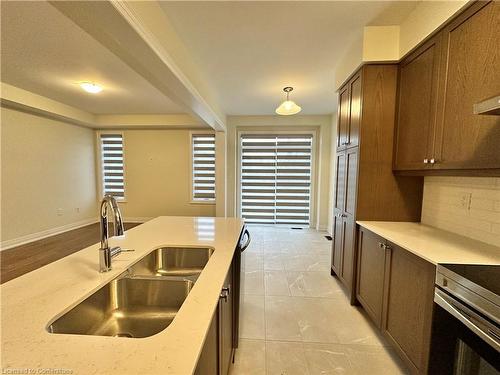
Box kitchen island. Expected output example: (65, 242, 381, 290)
(1, 216, 245, 375)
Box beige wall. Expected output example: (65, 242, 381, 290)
(421, 177, 500, 247)
(335, 1, 469, 89)
(117, 129, 215, 219)
(1, 107, 98, 244)
(226, 115, 333, 230)
(327, 114, 338, 234)
(399, 0, 468, 57)
(363, 26, 399, 62)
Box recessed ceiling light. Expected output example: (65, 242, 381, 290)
(79, 82, 103, 94)
(276, 87, 302, 116)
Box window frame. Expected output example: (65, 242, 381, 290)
(96, 130, 127, 203)
(190, 130, 216, 205)
(236, 129, 318, 228)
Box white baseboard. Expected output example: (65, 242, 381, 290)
(123, 217, 153, 223)
(1, 218, 98, 251)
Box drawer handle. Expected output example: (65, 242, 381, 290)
(423, 158, 429, 164)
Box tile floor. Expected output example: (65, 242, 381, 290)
(230, 225, 408, 375)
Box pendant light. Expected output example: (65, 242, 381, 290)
(275, 86, 302, 115)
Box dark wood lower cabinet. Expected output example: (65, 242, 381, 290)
(219, 267, 233, 375)
(195, 251, 240, 375)
(356, 227, 387, 328)
(356, 227, 436, 374)
(382, 243, 436, 374)
(195, 313, 219, 375)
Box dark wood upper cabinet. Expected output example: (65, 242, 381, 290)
(337, 85, 350, 150)
(394, 0, 500, 174)
(394, 34, 442, 171)
(434, 0, 500, 170)
(346, 73, 362, 149)
(336, 72, 361, 151)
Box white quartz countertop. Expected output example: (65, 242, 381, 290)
(357, 221, 500, 265)
(1, 216, 244, 375)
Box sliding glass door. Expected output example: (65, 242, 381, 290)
(239, 133, 313, 226)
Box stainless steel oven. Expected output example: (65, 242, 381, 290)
(429, 264, 500, 374)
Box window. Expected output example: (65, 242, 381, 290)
(99, 133, 125, 199)
(240, 133, 313, 226)
(192, 133, 216, 202)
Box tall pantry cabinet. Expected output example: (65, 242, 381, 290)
(331, 64, 423, 301)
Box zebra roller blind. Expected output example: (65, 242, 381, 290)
(99, 133, 125, 199)
(240, 134, 313, 226)
(192, 133, 216, 201)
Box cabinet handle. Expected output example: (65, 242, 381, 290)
(220, 287, 230, 302)
(341, 213, 347, 218)
(430, 158, 436, 164)
(423, 158, 429, 164)
(378, 242, 392, 250)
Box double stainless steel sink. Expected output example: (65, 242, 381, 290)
(47, 246, 214, 338)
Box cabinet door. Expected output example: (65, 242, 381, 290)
(331, 214, 343, 275)
(347, 73, 362, 149)
(394, 34, 442, 170)
(195, 312, 218, 375)
(356, 228, 387, 327)
(337, 85, 350, 150)
(383, 244, 436, 373)
(331, 151, 346, 275)
(434, 1, 500, 170)
(219, 267, 234, 375)
(339, 148, 358, 290)
(340, 215, 355, 288)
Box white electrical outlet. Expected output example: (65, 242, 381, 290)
(75, 207, 80, 213)
(459, 193, 472, 210)
(57, 208, 63, 216)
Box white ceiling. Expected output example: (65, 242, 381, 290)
(1, 1, 184, 115)
(160, 1, 419, 115)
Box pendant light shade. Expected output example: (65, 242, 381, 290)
(275, 87, 302, 115)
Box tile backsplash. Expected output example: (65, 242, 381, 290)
(421, 176, 500, 247)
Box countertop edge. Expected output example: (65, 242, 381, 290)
(356, 221, 500, 266)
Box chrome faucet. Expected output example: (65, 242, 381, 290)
(99, 194, 125, 272)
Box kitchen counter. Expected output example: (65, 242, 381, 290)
(1, 216, 244, 375)
(357, 221, 500, 265)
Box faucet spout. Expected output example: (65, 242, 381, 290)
(99, 194, 125, 272)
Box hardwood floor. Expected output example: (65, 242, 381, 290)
(1, 222, 141, 284)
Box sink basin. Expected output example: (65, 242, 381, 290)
(129, 247, 214, 278)
(47, 277, 193, 338)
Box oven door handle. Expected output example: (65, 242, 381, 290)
(435, 289, 500, 352)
